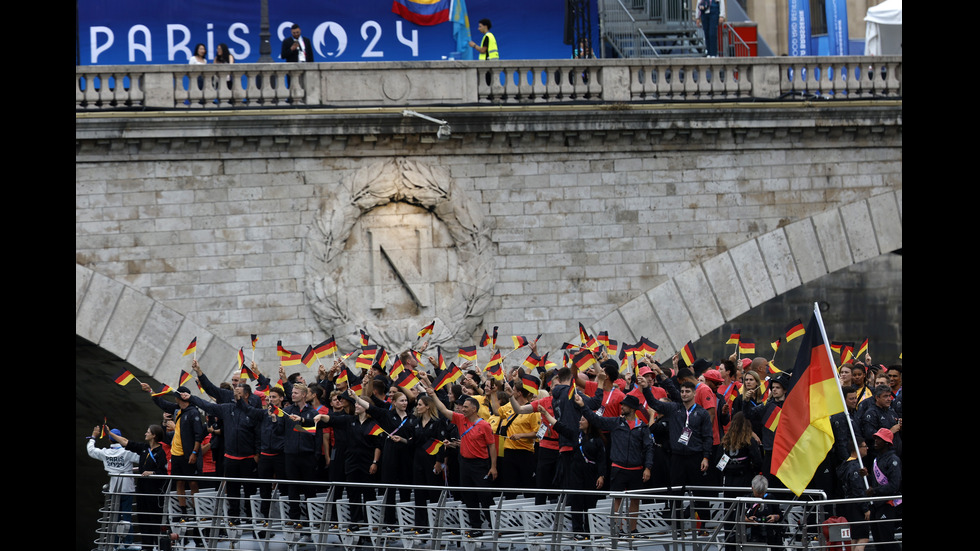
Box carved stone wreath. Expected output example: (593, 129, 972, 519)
(305, 158, 495, 353)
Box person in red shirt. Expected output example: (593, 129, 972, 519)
(422, 374, 497, 537)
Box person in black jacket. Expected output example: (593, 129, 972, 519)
(540, 396, 606, 538)
(866, 429, 901, 551)
(281, 24, 314, 62)
(143, 382, 204, 519)
(107, 425, 169, 549)
(647, 379, 713, 524)
(180, 387, 265, 526)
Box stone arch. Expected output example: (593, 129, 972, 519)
(588, 191, 902, 354)
(76, 263, 239, 384)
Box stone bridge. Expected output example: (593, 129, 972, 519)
(76, 57, 902, 385)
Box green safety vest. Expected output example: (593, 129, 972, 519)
(481, 32, 499, 60)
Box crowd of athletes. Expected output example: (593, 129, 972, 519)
(87, 333, 902, 550)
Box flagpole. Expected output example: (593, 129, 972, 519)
(813, 302, 869, 489)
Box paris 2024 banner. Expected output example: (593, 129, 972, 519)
(77, 0, 592, 65)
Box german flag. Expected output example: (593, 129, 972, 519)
(840, 346, 854, 365)
(458, 345, 477, 362)
(389, 357, 406, 379)
(680, 341, 697, 366)
(522, 351, 542, 371)
(376, 346, 389, 371)
(314, 337, 337, 357)
(367, 422, 386, 437)
(293, 424, 316, 435)
(355, 352, 374, 371)
(830, 342, 844, 355)
(417, 320, 435, 338)
(606, 339, 619, 357)
(280, 348, 302, 366)
(583, 335, 599, 352)
(484, 349, 503, 380)
(726, 330, 741, 345)
(597, 331, 610, 349)
(560, 342, 578, 350)
(270, 404, 285, 417)
(769, 361, 782, 374)
(179, 370, 193, 388)
(277, 341, 290, 357)
(578, 322, 590, 345)
(637, 337, 659, 357)
(512, 335, 530, 349)
(434, 363, 462, 390)
(182, 337, 197, 357)
(236, 347, 246, 371)
(274, 379, 285, 392)
(480, 329, 491, 348)
(856, 338, 869, 358)
(764, 405, 781, 431)
(738, 339, 756, 356)
(772, 310, 845, 496)
(100, 418, 107, 439)
(151, 384, 174, 397)
(395, 370, 421, 389)
(521, 374, 541, 395)
(572, 348, 596, 372)
(425, 439, 444, 455)
(785, 319, 805, 342)
(437, 346, 448, 374)
(360, 345, 378, 360)
(491, 326, 498, 349)
(240, 363, 256, 382)
(771, 338, 782, 353)
(251, 334, 258, 350)
(359, 329, 370, 347)
(540, 352, 558, 373)
(114, 369, 135, 386)
(301, 345, 317, 367)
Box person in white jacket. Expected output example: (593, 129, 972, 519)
(87, 425, 139, 550)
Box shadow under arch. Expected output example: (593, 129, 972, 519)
(587, 190, 902, 356)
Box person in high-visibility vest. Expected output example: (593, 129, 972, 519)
(468, 18, 499, 60)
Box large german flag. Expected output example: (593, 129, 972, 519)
(772, 310, 845, 496)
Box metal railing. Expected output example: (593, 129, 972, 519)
(723, 22, 754, 57)
(92, 473, 902, 551)
(601, 0, 662, 58)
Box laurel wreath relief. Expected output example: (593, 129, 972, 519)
(305, 158, 495, 352)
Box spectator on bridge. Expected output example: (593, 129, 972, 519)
(189, 43, 207, 65)
(468, 19, 499, 60)
(281, 24, 314, 62)
(696, 0, 726, 58)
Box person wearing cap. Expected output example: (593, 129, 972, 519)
(743, 372, 789, 485)
(141, 381, 204, 518)
(578, 379, 653, 536)
(87, 426, 139, 549)
(866, 428, 901, 550)
(179, 385, 266, 526)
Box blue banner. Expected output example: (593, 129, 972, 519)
(825, 0, 849, 55)
(787, 0, 812, 56)
(77, 0, 596, 65)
